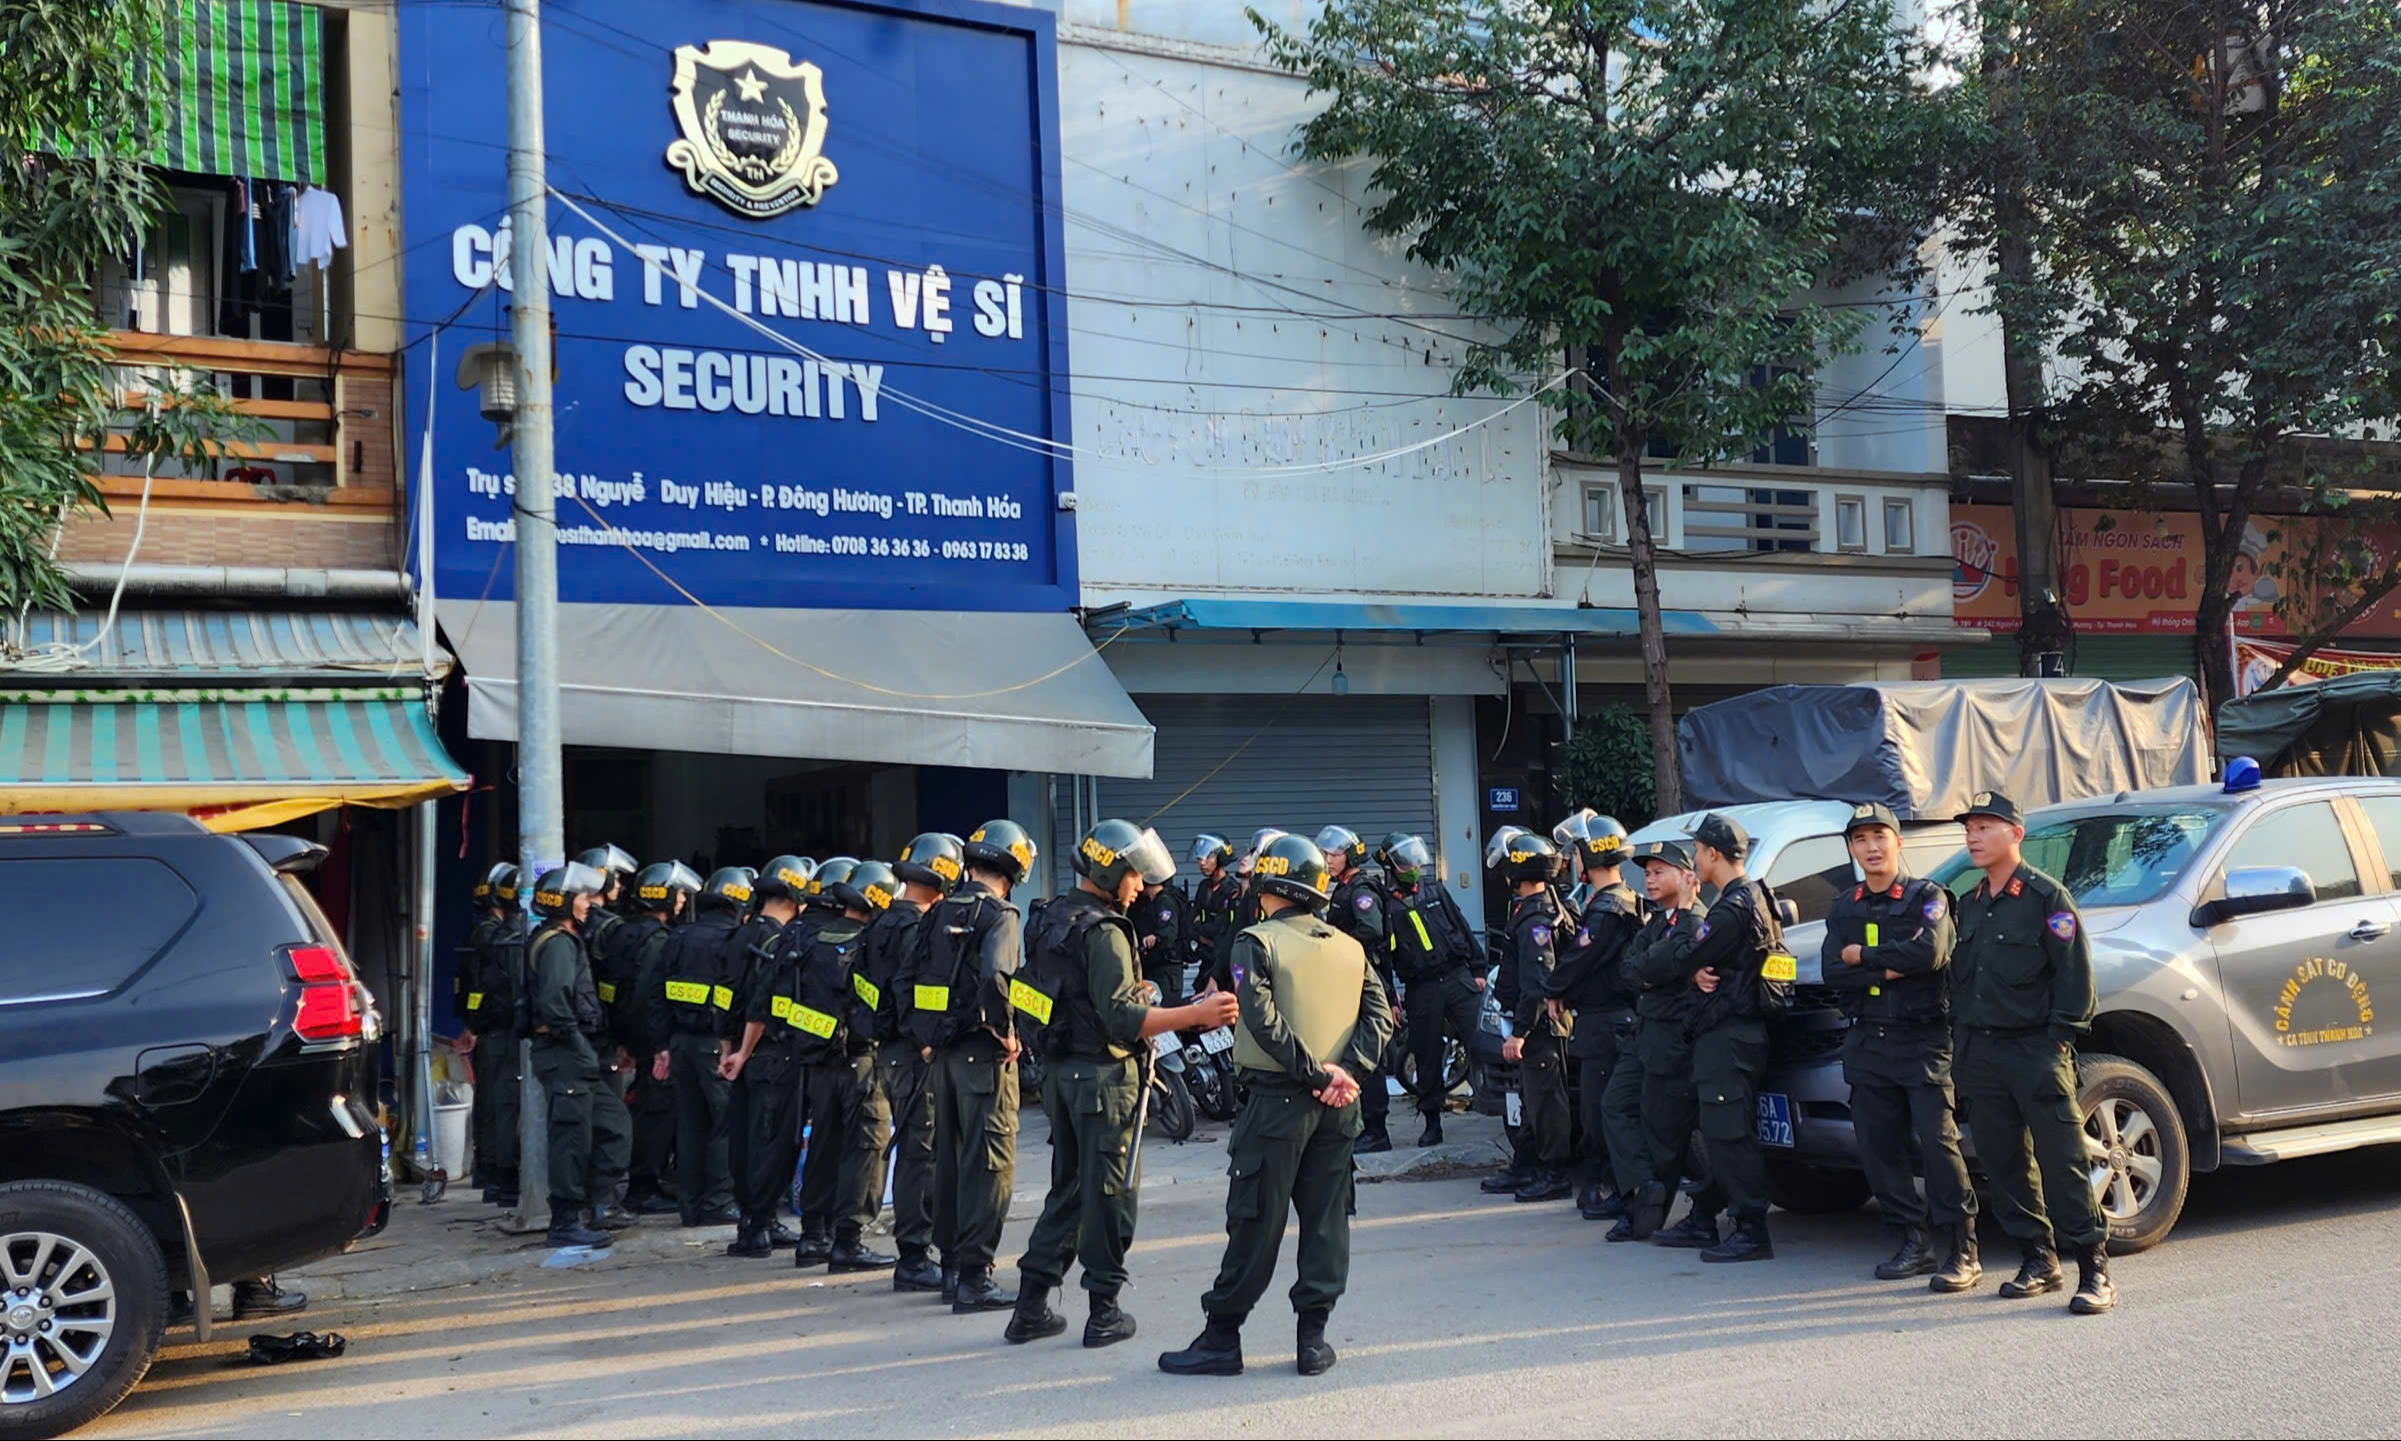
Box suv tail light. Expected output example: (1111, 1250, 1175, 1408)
(283, 943, 363, 1043)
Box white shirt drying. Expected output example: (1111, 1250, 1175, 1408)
(292, 186, 348, 270)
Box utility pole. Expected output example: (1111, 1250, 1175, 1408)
(505, 0, 563, 1235)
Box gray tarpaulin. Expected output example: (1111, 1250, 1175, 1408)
(1678, 677, 2210, 818)
(437, 601, 1154, 778)
(2217, 673, 2401, 777)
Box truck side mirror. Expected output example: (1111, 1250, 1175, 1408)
(2193, 866, 2316, 926)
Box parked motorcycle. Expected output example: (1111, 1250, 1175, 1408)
(1179, 1021, 1241, 1121)
(1148, 1028, 1199, 1142)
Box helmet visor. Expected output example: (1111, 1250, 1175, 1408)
(1246, 827, 1287, 858)
(1119, 827, 1178, 886)
(1312, 825, 1358, 858)
(1388, 836, 1434, 874)
(559, 860, 608, 898)
(1551, 809, 1601, 849)
(1191, 833, 1229, 864)
(1483, 826, 1529, 871)
(665, 861, 705, 894)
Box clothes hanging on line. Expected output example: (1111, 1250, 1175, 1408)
(292, 186, 347, 272)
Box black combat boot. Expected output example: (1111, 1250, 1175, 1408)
(1579, 1186, 1628, 1222)
(1480, 1156, 1535, 1195)
(1932, 1218, 1983, 1293)
(229, 1277, 308, 1320)
(624, 1184, 680, 1216)
(763, 1221, 803, 1250)
(952, 1265, 1019, 1313)
(682, 1204, 738, 1228)
(1875, 1224, 1937, 1280)
(1604, 1214, 1642, 1242)
(1417, 1116, 1444, 1147)
(1295, 1308, 1336, 1376)
(829, 1235, 896, 1273)
(792, 1224, 833, 1268)
(1354, 1129, 1394, 1155)
(1158, 1314, 1245, 1376)
(1700, 1215, 1774, 1264)
(591, 1200, 638, 1230)
(1514, 1168, 1572, 1203)
(1004, 1281, 1068, 1343)
(2069, 1242, 2116, 1315)
(893, 1249, 945, 1293)
(546, 1206, 612, 1249)
(1653, 1208, 1720, 1250)
(940, 1265, 961, 1305)
(1084, 1292, 1138, 1349)
(1998, 1241, 2065, 1298)
(1626, 1179, 1671, 1240)
(726, 1224, 772, 1259)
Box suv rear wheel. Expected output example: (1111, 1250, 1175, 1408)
(0, 1181, 168, 1441)
(2078, 1053, 2189, 1255)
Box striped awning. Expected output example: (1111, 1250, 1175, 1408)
(160, 0, 327, 185)
(13, 609, 448, 683)
(0, 689, 469, 831)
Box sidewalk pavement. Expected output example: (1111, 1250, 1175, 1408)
(286, 1104, 1509, 1305)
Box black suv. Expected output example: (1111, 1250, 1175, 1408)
(0, 813, 389, 1439)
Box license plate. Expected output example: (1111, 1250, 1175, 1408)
(1504, 1090, 1523, 1126)
(1154, 1029, 1183, 1055)
(1199, 1027, 1234, 1054)
(1756, 1091, 1795, 1148)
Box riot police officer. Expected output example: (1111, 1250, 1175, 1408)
(1822, 802, 1979, 1288)
(1950, 791, 2110, 1314)
(910, 819, 1035, 1313)
(863, 834, 959, 1291)
(642, 862, 736, 1228)
(1659, 814, 1792, 1263)
(1132, 872, 1187, 1008)
(612, 858, 691, 1218)
(1318, 826, 1397, 1153)
(1383, 834, 1485, 1147)
(1546, 811, 1641, 1220)
(721, 857, 812, 1257)
(1605, 840, 1708, 1243)
(526, 860, 630, 1247)
(1188, 835, 1241, 994)
(459, 862, 522, 1206)
(1159, 833, 1395, 1380)
(1489, 830, 1573, 1203)
(1008, 821, 1240, 1348)
(785, 859, 899, 1273)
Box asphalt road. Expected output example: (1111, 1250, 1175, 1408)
(84, 1143, 2401, 1440)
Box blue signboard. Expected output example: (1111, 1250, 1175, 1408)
(1488, 786, 1521, 812)
(398, 0, 1074, 612)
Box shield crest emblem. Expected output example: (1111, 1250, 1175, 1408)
(664, 41, 839, 219)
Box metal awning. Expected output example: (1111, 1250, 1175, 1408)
(161, 0, 327, 184)
(10, 608, 445, 682)
(1103, 598, 1974, 646)
(0, 688, 469, 830)
(439, 602, 1155, 779)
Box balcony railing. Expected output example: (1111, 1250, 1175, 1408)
(92, 331, 394, 496)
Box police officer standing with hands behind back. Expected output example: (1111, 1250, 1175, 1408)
(1317, 826, 1396, 1153)
(525, 859, 630, 1249)
(1951, 791, 2112, 1315)
(1159, 833, 1395, 1380)
(1822, 802, 1980, 1291)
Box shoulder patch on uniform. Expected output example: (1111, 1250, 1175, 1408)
(2048, 911, 2077, 940)
(1529, 923, 1553, 948)
(1573, 928, 1591, 948)
(1160, 906, 1175, 921)
(1696, 921, 1711, 941)
(1354, 891, 1377, 912)
(1923, 893, 1946, 922)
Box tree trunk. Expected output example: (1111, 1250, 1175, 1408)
(1617, 437, 1681, 815)
(2194, 587, 2237, 716)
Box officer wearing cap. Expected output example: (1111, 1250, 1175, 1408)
(1007, 822, 1240, 1349)
(1951, 791, 2110, 1314)
(1159, 833, 1395, 1380)
(1824, 802, 1978, 1290)
(1605, 839, 1711, 1242)
(1317, 826, 1398, 1154)
(1655, 813, 1792, 1262)
(1546, 811, 1642, 1220)
(526, 861, 630, 1247)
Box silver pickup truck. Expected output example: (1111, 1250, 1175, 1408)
(1760, 771, 2401, 1252)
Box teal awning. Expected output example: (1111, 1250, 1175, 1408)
(162, 0, 327, 184)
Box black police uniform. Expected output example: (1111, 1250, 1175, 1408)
(1189, 870, 1242, 994)
(598, 908, 676, 1212)
(1663, 860, 1792, 1258)
(1497, 889, 1573, 1193)
(909, 878, 1023, 1292)
(528, 920, 632, 1224)
(645, 908, 740, 1224)
(786, 913, 890, 1260)
(1822, 854, 1976, 1258)
(1387, 876, 1485, 1131)
(734, 910, 815, 1240)
(1605, 895, 1707, 1239)
(858, 893, 936, 1277)
(461, 908, 524, 1196)
(1133, 884, 1188, 1007)
(1326, 861, 1396, 1145)
(722, 906, 798, 1240)
(1548, 879, 1642, 1212)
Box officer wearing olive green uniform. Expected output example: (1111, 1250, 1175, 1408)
(1008, 822, 1241, 1349)
(1822, 802, 1979, 1290)
(1658, 813, 1793, 1263)
(911, 819, 1037, 1313)
(1159, 834, 1396, 1380)
(1950, 791, 2112, 1315)
(1604, 841, 1708, 1243)
(526, 861, 632, 1247)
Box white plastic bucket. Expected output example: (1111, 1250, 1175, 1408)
(433, 1094, 474, 1179)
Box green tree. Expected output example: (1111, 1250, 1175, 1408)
(1253, 0, 1952, 813)
(1566, 703, 1656, 830)
(1954, 0, 2401, 705)
(1, 0, 248, 619)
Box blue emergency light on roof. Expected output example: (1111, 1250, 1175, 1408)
(2224, 756, 2263, 794)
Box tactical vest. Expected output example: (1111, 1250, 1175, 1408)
(854, 900, 922, 1045)
(1229, 915, 1367, 1078)
(477, 913, 528, 1037)
(527, 922, 602, 1037)
(1559, 883, 1641, 1012)
(1328, 863, 1390, 958)
(1389, 883, 1472, 981)
(660, 916, 739, 1036)
(782, 917, 867, 1065)
(912, 889, 1008, 1048)
(1016, 891, 1137, 1061)
(1833, 878, 1950, 1026)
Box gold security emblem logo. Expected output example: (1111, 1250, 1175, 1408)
(1853, 804, 1875, 819)
(1974, 792, 1993, 807)
(663, 41, 838, 220)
